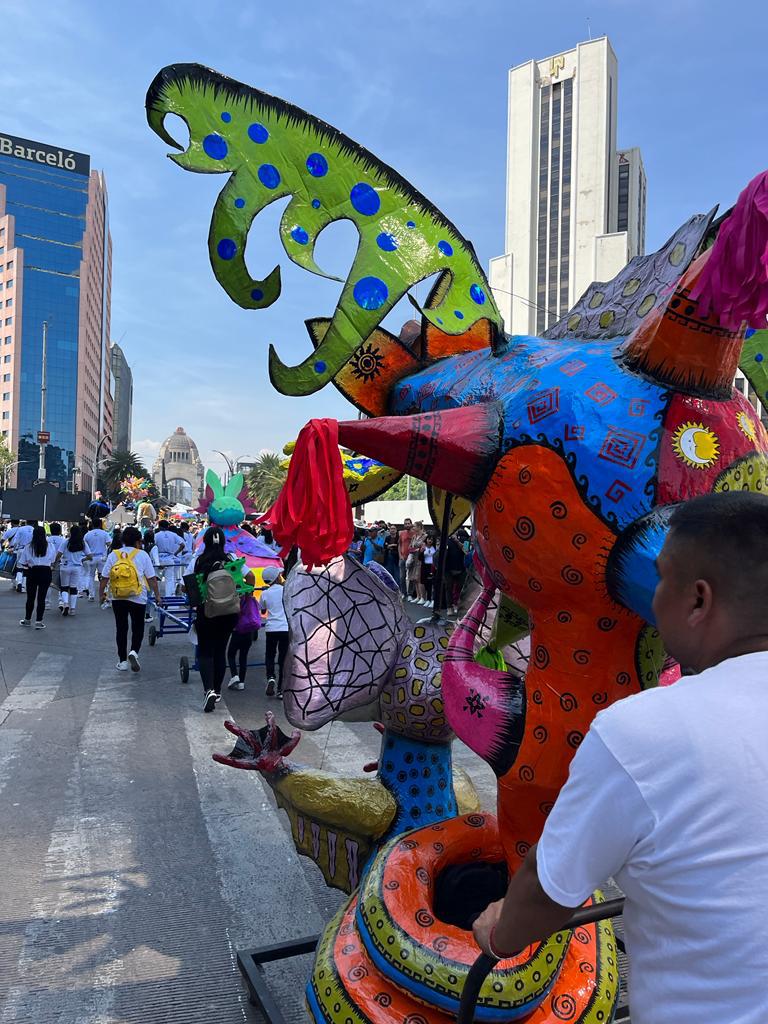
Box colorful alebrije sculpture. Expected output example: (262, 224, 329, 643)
(148, 63, 768, 1024)
(120, 474, 153, 502)
(197, 469, 281, 587)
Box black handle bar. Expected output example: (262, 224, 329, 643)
(456, 897, 626, 1024)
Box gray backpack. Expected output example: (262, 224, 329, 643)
(204, 562, 240, 618)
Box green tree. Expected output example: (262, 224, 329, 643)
(101, 450, 150, 500)
(246, 451, 287, 511)
(378, 475, 426, 500)
(0, 435, 15, 488)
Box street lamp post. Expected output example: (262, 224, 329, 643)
(3, 459, 32, 490)
(91, 433, 111, 498)
(211, 449, 234, 485)
(37, 320, 48, 482)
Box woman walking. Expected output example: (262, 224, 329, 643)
(226, 591, 261, 691)
(59, 525, 92, 617)
(19, 526, 56, 629)
(186, 527, 254, 712)
(99, 526, 160, 671)
(260, 566, 289, 698)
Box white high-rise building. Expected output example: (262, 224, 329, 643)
(489, 37, 647, 336)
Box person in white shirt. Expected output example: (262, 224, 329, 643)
(19, 525, 57, 628)
(260, 566, 289, 698)
(473, 491, 768, 1024)
(99, 526, 160, 672)
(180, 522, 194, 560)
(152, 521, 186, 599)
(59, 525, 92, 616)
(83, 518, 112, 601)
(12, 520, 35, 592)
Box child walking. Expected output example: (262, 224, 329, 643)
(226, 591, 262, 691)
(260, 566, 289, 698)
(59, 525, 92, 616)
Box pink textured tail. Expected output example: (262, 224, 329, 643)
(442, 574, 525, 778)
(690, 169, 768, 330)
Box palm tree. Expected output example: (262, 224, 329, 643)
(246, 451, 287, 512)
(101, 450, 150, 500)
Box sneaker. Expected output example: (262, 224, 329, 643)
(88, 596, 95, 602)
(101, 601, 110, 609)
(68, 610, 76, 617)
(19, 618, 30, 626)
(15, 584, 22, 593)
(116, 661, 129, 671)
(203, 690, 217, 713)
(128, 651, 141, 673)
(214, 693, 222, 702)
(266, 678, 276, 697)
(276, 687, 283, 699)
(227, 675, 241, 690)
(62, 607, 69, 617)
(231, 680, 245, 691)
(34, 621, 45, 630)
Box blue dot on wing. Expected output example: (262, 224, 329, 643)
(311, 199, 321, 209)
(437, 240, 453, 256)
(220, 111, 232, 123)
(258, 164, 281, 189)
(406, 220, 416, 228)
(470, 283, 486, 305)
(217, 238, 237, 260)
(350, 183, 381, 216)
(314, 360, 327, 374)
(376, 232, 398, 252)
(291, 226, 309, 245)
(756, 353, 764, 362)
(203, 134, 228, 160)
(436, 318, 443, 325)
(251, 288, 264, 301)
(454, 310, 465, 320)
(306, 153, 328, 177)
(353, 276, 389, 311)
(234, 197, 245, 208)
(248, 123, 269, 144)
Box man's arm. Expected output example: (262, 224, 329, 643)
(473, 844, 573, 957)
(474, 726, 654, 959)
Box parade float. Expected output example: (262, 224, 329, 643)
(146, 63, 768, 1023)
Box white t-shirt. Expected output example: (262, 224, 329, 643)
(13, 525, 33, 550)
(48, 535, 67, 558)
(4, 526, 18, 548)
(101, 546, 157, 605)
(84, 528, 111, 558)
(20, 539, 56, 567)
(259, 584, 287, 632)
(61, 539, 92, 568)
(423, 545, 436, 566)
(536, 652, 768, 1024)
(154, 530, 185, 564)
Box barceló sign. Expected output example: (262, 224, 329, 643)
(37, 431, 50, 444)
(0, 132, 90, 176)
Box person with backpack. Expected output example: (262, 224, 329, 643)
(19, 525, 57, 629)
(59, 525, 92, 616)
(226, 589, 262, 692)
(185, 526, 255, 712)
(260, 565, 289, 698)
(99, 526, 160, 672)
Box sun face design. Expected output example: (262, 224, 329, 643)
(737, 411, 758, 444)
(349, 341, 385, 383)
(671, 422, 720, 469)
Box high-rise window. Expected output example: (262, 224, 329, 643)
(559, 78, 573, 316)
(617, 160, 630, 232)
(536, 85, 551, 335)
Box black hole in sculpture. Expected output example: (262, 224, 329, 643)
(432, 861, 509, 930)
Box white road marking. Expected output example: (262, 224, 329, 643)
(0, 652, 72, 714)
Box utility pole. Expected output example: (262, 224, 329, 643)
(37, 320, 48, 482)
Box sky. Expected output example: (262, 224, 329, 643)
(3, 0, 767, 479)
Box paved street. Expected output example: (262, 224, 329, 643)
(0, 580, 496, 1023)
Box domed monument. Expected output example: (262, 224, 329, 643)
(152, 427, 205, 506)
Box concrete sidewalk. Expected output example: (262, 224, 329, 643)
(0, 580, 496, 1023)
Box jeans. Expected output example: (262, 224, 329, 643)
(112, 600, 146, 661)
(227, 630, 255, 681)
(196, 611, 238, 694)
(25, 566, 52, 622)
(264, 631, 289, 685)
(399, 558, 408, 595)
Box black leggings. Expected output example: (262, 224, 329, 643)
(265, 631, 289, 684)
(196, 611, 238, 694)
(112, 600, 146, 661)
(25, 566, 52, 622)
(227, 630, 256, 681)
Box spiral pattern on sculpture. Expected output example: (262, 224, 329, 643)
(561, 565, 584, 585)
(373, 992, 392, 1007)
(466, 814, 486, 828)
(597, 616, 617, 631)
(616, 671, 631, 686)
(415, 867, 430, 885)
(519, 764, 535, 782)
(567, 730, 584, 748)
(557, 609, 572, 623)
(494, 498, 505, 513)
(348, 964, 368, 981)
(571, 532, 587, 549)
(533, 645, 550, 669)
(384, 880, 400, 890)
(559, 692, 578, 712)
(514, 516, 535, 540)
(552, 993, 578, 1020)
(549, 500, 567, 519)
(533, 724, 548, 743)
(415, 909, 435, 928)
(573, 649, 591, 665)
(518, 466, 532, 484)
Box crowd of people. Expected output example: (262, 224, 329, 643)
(0, 515, 290, 714)
(347, 518, 472, 612)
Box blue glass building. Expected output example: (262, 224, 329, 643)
(0, 132, 110, 491)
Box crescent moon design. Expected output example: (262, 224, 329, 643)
(671, 422, 720, 469)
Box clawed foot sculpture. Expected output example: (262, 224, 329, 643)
(212, 711, 301, 773)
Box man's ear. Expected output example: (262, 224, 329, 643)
(688, 579, 714, 625)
